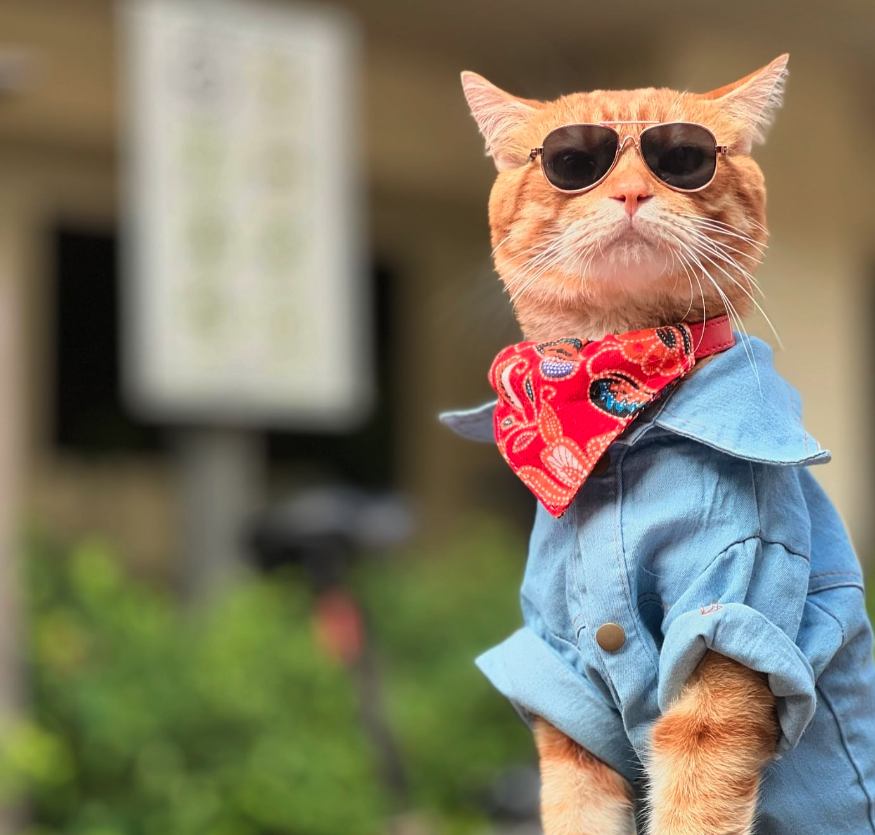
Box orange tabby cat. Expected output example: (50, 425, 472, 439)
(461, 55, 788, 835)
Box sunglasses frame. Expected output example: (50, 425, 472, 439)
(529, 121, 729, 195)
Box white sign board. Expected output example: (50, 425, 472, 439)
(121, 0, 371, 429)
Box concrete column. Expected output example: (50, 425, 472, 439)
(0, 190, 29, 830)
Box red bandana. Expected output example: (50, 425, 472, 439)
(488, 316, 735, 517)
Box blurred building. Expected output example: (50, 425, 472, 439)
(0, 0, 873, 579)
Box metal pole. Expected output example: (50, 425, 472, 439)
(174, 427, 265, 598)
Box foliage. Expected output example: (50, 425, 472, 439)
(356, 518, 533, 828)
(0, 518, 532, 835)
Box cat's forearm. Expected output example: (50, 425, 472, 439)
(646, 651, 779, 835)
(534, 717, 637, 835)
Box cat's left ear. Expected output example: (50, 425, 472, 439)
(701, 54, 789, 153)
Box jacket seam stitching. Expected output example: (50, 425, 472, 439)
(809, 570, 864, 579)
(807, 581, 864, 594)
(806, 595, 846, 643)
(570, 505, 589, 646)
(702, 534, 810, 567)
(615, 446, 661, 672)
(749, 461, 762, 540)
(815, 683, 875, 833)
(521, 591, 581, 654)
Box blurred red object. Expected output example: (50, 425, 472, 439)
(314, 589, 365, 664)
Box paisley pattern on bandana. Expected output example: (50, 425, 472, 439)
(489, 326, 696, 517)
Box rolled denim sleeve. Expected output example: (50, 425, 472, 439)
(657, 537, 817, 754)
(476, 627, 640, 784)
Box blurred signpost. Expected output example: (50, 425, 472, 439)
(121, 0, 370, 593)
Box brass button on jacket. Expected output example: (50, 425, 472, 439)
(596, 623, 626, 652)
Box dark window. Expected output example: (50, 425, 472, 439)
(52, 227, 162, 453)
(51, 226, 396, 488)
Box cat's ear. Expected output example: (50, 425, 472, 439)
(461, 72, 541, 171)
(702, 54, 789, 152)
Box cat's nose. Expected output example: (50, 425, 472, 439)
(608, 177, 653, 216)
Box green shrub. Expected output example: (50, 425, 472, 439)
(356, 518, 533, 828)
(1, 519, 532, 835)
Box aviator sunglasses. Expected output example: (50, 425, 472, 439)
(529, 121, 729, 194)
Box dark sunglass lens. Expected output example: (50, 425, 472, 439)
(640, 123, 717, 190)
(542, 126, 618, 191)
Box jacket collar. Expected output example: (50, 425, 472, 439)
(440, 336, 830, 468)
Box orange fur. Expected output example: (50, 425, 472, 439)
(462, 56, 790, 834)
(534, 717, 636, 835)
(647, 651, 779, 835)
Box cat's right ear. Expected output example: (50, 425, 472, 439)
(461, 72, 541, 171)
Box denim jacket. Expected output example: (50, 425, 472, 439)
(442, 336, 875, 833)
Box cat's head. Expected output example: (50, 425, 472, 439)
(461, 55, 788, 341)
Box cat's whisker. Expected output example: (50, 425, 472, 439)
(714, 289, 762, 393)
(677, 250, 706, 312)
(502, 241, 561, 277)
(679, 213, 768, 242)
(670, 234, 761, 390)
(570, 240, 597, 283)
(509, 238, 556, 259)
(685, 230, 767, 298)
(682, 223, 768, 255)
(691, 233, 764, 267)
(671, 249, 697, 323)
(704, 278, 757, 385)
(511, 268, 557, 305)
(679, 212, 768, 237)
(685, 237, 783, 349)
(491, 232, 512, 256)
(509, 248, 571, 303)
(672, 219, 768, 290)
(673, 238, 744, 335)
(694, 245, 767, 306)
(679, 215, 768, 252)
(499, 237, 569, 283)
(744, 217, 771, 237)
(674, 249, 706, 331)
(664, 246, 680, 292)
(654, 218, 763, 281)
(580, 240, 601, 282)
(502, 240, 568, 293)
(656, 219, 766, 322)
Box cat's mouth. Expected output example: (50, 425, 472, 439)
(598, 222, 662, 254)
(578, 222, 672, 284)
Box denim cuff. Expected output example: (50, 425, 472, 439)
(658, 602, 817, 754)
(475, 627, 641, 784)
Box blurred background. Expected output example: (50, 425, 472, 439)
(0, 0, 872, 833)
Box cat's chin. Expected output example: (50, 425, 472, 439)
(583, 235, 673, 289)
